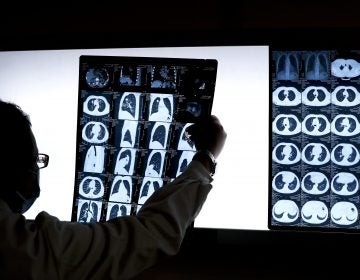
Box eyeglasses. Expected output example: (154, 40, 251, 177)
(37, 153, 49, 169)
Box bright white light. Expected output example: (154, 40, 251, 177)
(0, 46, 269, 231)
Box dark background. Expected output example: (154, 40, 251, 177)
(3, 1, 360, 279)
(3, 1, 360, 51)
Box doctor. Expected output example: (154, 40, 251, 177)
(0, 99, 226, 280)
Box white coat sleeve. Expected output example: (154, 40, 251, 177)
(0, 160, 212, 280)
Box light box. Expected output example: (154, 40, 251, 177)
(0, 46, 269, 231)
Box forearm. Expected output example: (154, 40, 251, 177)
(136, 160, 212, 252)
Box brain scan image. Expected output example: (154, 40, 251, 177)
(85, 68, 109, 88)
(148, 94, 174, 122)
(119, 120, 139, 148)
(138, 177, 163, 204)
(301, 201, 329, 225)
(176, 151, 196, 177)
(114, 148, 136, 176)
(272, 86, 301, 106)
(302, 114, 330, 136)
(118, 92, 141, 120)
(79, 176, 104, 199)
(272, 199, 299, 223)
(331, 201, 358, 226)
(331, 172, 359, 196)
(151, 65, 176, 89)
(304, 51, 329, 80)
(109, 175, 132, 203)
(331, 143, 360, 166)
(331, 115, 360, 137)
(148, 122, 170, 150)
(83, 95, 110, 116)
(272, 171, 300, 194)
(77, 199, 102, 223)
(177, 123, 196, 151)
(83, 145, 105, 173)
(272, 114, 301, 136)
(144, 150, 166, 177)
(82, 121, 109, 144)
(275, 52, 300, 80)
(272, 142, 301, 165)
(301, 172, 329, 195)
(302, 86, 331, 106)
(331, 86, 360, 107)
(106, 203, 131, 220)
(331, 58, 360, 80)
(301, 143, 330, 165)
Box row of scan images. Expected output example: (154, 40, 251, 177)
(77, 200, 146, 223)
(273, 86, 360, 107)
(78, 174, 169, 205)
(84, 92, 177, 123)
(81, 120, 195, 150)
(84, 63, 215, 92)
(272, 199, 359, 226)
(273, 51, 360, 81)
(273, 171, 359, 196)
(85, 65, 178, 89)
(83, 148, 196, 178)
(272, 142, 360, 166)
(273, 114, 360, 137)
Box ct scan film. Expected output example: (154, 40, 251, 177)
(72, 55, 217, 223)
(270, 49, 360, 232)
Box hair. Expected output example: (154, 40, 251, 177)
(0, 100, 34, 190)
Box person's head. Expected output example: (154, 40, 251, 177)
(0, 99, 41, 213)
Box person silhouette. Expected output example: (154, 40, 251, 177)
(0, 99, 226, 279)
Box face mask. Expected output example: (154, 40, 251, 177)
(15, 170, 41, 214)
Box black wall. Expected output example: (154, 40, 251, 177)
(3, 1, 360, 50)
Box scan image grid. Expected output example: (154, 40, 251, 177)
(271, 50, 360, 230)
(73, 56, 217, 223)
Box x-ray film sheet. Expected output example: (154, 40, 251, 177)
(270, 50, 360, 232)
(72, 55, 217, 223)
